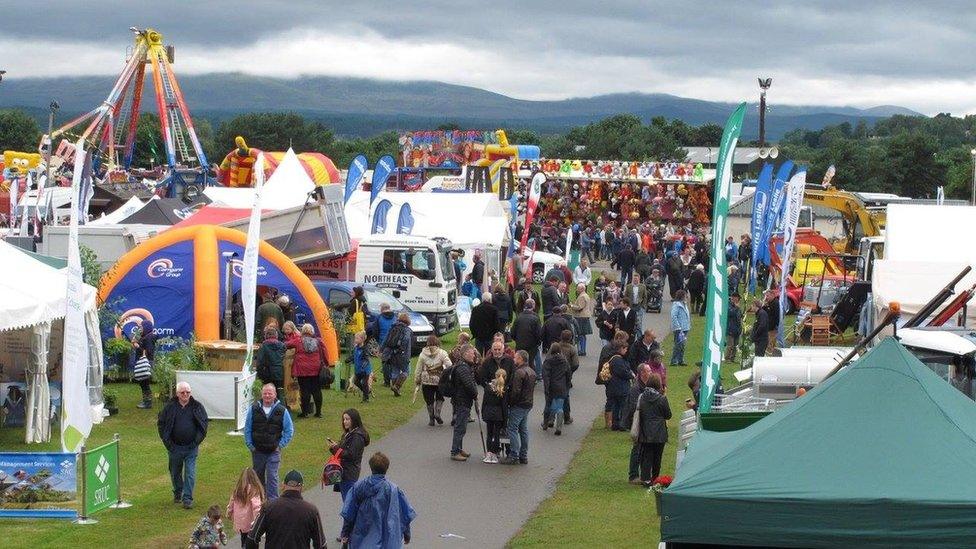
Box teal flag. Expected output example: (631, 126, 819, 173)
(699, 103, 746, 414)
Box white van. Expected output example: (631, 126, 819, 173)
(355, 234, 457, 335)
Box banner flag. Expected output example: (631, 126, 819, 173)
(344, 154, 368, 205)
(61, 140, 93, 453)
(79, 149, 95, 225)
(8, 171, 17, 223)
(564, 227, 573, 262)
(937, 186, 945, 205)
(759, 161, 794, 264)
(18, 172, 32, 235)
(83, 439, 120, 515)
(749, 163, 774, 293)
(395, 202, 414, 235)
(372, 199, 393, 234)
(699, 102, 746, 415)
(370, 155, 396, 207)
(241, 154, 265, 373)
(777, 168, 807, 346)
(505, 193, 519, 285)
(519, 172, 545, 270)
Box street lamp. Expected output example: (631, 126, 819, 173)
(970, 148, 976, 206)
(44, 100, 59, 188)
(758, 77, 772, 147)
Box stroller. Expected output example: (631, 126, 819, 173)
(645, 277, 664, 313)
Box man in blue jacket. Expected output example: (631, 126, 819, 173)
(341, 452, 416, 548)
(371, 303, 398, 387)
(244, 383, 294, 500)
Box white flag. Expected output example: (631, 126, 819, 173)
(61, 140, 93, 452)
(241, 154, 265, 373)
(777, 169, 807, 345)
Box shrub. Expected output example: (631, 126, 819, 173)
(152, 335, 210, 398)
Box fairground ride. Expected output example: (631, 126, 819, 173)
(41, 27, 212, 197)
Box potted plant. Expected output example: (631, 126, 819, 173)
(650, 475, 673, 515)
(103, 337, 133, 382)
(103, 390, 119, 416)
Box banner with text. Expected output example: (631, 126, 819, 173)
(699, 102, 746, 415)
(0, 451, 77, 519)
(83, 439, 119, 516)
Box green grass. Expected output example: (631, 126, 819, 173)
(508, 317, 740, 548)
(0, 331, 459, 549)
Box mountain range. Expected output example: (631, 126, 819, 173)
(0, 73, 923, 140)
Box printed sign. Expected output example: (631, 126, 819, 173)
(0, 452, 77, 518)
(83, 440, 119, 515)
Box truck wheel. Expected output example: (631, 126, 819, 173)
(532, 265, 544, 284)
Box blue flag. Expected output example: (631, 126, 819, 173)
(344, 154, 368, 205)
(759, 161, 794, 264)
(370, 155, 396, 207)
(507, 192, 518, 259)
(372, 199, 392, 234)
(749, 163, 773, 292)
(395, 203, 414, 235)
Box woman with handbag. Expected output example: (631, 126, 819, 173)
(632, 373, 671, 486)
(132, 319, 156, 409)
(287, 323, 328, 418)
(415, 335, 451, 426)
(327, 408, 370, 526)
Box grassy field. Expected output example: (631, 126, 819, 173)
(0, 332, 459, 549)
(508, 316, 741, 548)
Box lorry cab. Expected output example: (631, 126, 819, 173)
(355, 234, 457, 335)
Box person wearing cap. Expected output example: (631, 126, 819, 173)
(276, 294, 295, 325)
(340, 452, 416, 547)
(244, 384, 294, 500)
(246, 470, 325, 549)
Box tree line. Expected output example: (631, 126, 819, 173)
(1, 107, 973, 199)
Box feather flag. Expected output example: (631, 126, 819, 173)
(344, 154, 368, 205)
(699, 102, 746, 415)
(395, 202, 414, 235)
(748, 164, 774, 293)
(759, 161, 794, 264)
(519, 172, 545, 270)
(821, 164, 836, 188)
(372, 199, 393, 234)
(241, 153, 266, 373)
(370, 155, 396, 207)
(777, 168, 807, 346)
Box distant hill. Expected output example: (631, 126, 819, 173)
(0, 73, 924, 139)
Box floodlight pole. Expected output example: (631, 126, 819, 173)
(44, 101, 60, 188)
(758, 78, 772, 147)
(969, 148, 975, 206)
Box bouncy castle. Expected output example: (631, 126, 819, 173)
(98, 225, 338, 364)
(217, 136, 341, 188)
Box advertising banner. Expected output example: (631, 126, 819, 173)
(344, 154, 368, 205)
(699, 103, 746, 414)
(759, 161, 794, 264)
(0, 451, 78, 519)
(241, 154, 265, 373)
(82, 440, 119, 516)
(235, 372, 257, 432)
(399, 130, 496, 168)
(62, 140, 92, 453)
(749, 163, 773, 293)
(369, 155, 396, 207)
(777, 169, 807, 345)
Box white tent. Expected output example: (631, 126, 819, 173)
(89, 196, 145, 226)
(872, 204, 976, 327)
(344, 190, 510, 248)
(204, 149, 316, 211)
(0, 241, 103, 442)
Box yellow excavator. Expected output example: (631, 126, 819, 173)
(802, 186, 904, 254)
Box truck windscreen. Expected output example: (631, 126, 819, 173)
(439, 248, 455, 281)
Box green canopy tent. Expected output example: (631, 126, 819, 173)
(662, 338, 976, 549)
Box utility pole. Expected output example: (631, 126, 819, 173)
(44, 100, 59, 188)
(970, 148, 976, 206)
(758, 78, 772, 147)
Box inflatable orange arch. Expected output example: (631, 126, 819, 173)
(99, 224, 338, 364)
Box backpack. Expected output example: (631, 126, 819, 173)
(439, 365, 456, 398)
(321, 449, 343, 487)
(596, 355, 617, 385)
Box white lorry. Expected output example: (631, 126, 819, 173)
(354, 234, 458, 335)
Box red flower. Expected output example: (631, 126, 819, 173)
(652, 475, 673, 486)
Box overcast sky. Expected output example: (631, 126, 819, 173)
(1, 0, 973, 115)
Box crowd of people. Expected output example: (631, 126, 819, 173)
(135, 218, 784, 546)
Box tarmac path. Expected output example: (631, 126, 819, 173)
(308, 296, 673, 547)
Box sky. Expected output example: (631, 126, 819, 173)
(1, 0, 974, 115)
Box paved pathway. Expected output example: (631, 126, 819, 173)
(309, 277, 673, 547)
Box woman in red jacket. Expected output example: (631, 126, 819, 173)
(287, 323, 327, 418)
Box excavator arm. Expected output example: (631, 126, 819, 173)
(802, 187, 885, 253)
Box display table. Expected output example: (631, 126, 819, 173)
(194, 340, 300, 409)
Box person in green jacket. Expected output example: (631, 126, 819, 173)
(256, 326, 287, 404)
(256, 293, 285, 341)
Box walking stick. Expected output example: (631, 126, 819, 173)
(473, 398, 487, 455)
